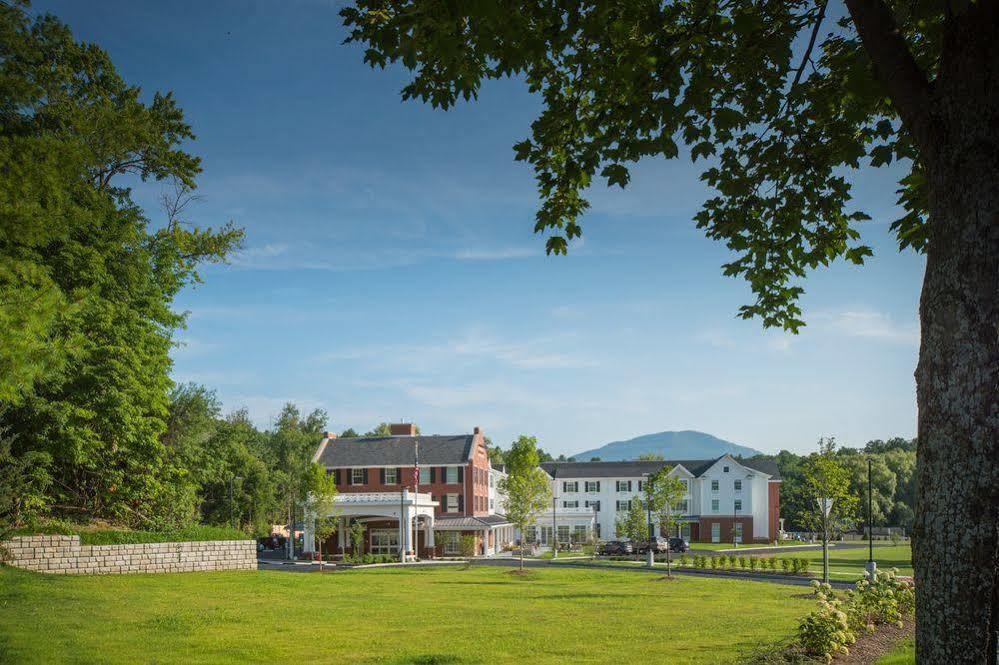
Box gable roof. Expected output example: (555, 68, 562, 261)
(541, 456, 780, 480)
(314, 435, 474, 467)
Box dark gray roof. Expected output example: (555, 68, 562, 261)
(542, 456, 780, 480)
(315, 435, 473, 467)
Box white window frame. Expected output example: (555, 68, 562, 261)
(563, 481, 579, 493)
(733, 522, 743, 543)
(563, 500, 579, 509)
(440, 531, 460, 555)
(351, 468, 364, 485)
(446, 493, 459, 513)
(616, 480, 630, 492)
(384, 468, 398, 485)
(616, 500, 631, 512)
(734, 499, 743, 512)
(369, 529, 399, 555)
(711, 522, 721, 543)
(711, 499, 720, 513)
(419, 467, 430, 484)
(585, 481, 600, 493)
(585, 500, 600, 511)
(445, 467, 458, 484)
(677, 500, 688, 513)
(734, 479, 742, 491)
(711, 479, 719, 491)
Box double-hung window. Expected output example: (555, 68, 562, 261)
(563, 500, 579, 509)
(711, 499, 720, 513)
(677, 500, 688, 513)
(616, 480, 631, 492)
(384, 468, 398, 485)
(734, 479, 742, 491)
(585, 500, 600, 511)
(734, 499, 742, 512)
(637, 480, 644, 492)
(585, 481, 600, 492)
(351, 468, 364, 485)
(562, 481, 578, 493)
(616, 500, 631, 512)
(419, 467, 430, 484)
(445, 467, 458, 484)
(446, 493, 459, 513)
(711, 522, 721, 543)
(711, 479, 719, 491)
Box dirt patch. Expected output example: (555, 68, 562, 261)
(504, 569, 534, 577)
(834, 620, 914, 664)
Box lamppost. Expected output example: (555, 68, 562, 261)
(865, 457, 877, 579)
(643, 473, 655, 568)
(551, 489, 558, 559)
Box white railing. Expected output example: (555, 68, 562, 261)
(334, 491, 435, 505)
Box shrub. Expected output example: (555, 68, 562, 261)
(850, 569, 915, 630)
(694, 555, 706, 569)
(748, 557, 758, 571)
(460, 535, 477, 557)
(678, 554, 688, 567)
(798, 596, 855, 663)
(738, 555, 747, 569)
(709, 556, 719, 569)
(717, 554, 728, 569)
(781, 557, 792, 574)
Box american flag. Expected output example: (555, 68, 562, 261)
(412, 439, 420, 489)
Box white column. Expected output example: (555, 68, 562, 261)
(303, 508, 315, 553)
(337, 517, 346, 550)
(426, 516, 435, 548)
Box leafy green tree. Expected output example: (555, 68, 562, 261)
(0, 7, 241, 528)
(498, 436, 552, 571)
(800, 440, 858, 584)
(339, 428, 360, 438)
(0, 418, 51, 541)
(646, 469, 687, 576)
(616, 497, 647, 558)
(266, 404, 328, 559)
(340, 2, 998, 656)
(304, 463, 339, 571)
(637, 453, 665, 461)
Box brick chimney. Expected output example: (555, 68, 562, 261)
(473, 426, 482, 435)
(323, 431, 337, 439)
(389, 423, 417, 436)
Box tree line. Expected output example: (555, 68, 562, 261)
(747, 437, 917, 534)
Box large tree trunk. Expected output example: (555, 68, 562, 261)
(914, 8, 999, 660)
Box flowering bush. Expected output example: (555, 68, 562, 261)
(796, 568, 914, 662)
(849, 568, 915, 630)
(798, 593, 855, 663)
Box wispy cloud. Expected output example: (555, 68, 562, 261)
(815, 307, 919, 346)
(453, 247, 538, 261)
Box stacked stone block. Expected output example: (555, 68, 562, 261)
(2, 535, 257, 575)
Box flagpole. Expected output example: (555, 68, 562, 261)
(413, 438, 419, 561)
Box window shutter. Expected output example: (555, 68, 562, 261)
(398, 468, 403, 485)
(458, 495, 464, 513)
(362, 468, 369, 484)
(335, 469, 341, 484)
(596, 481, 600, 492)
(380, 469, 385, 484)
(440, 466, 446, 482)
(430, 467, 436, 483)
(627, 481, 633, 491)
(457, 467, 464, 483)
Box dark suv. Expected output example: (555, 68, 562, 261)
(598, 540, 633, 555)
(668, 537, 690, 553)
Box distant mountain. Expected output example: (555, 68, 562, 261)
(572, 430, 762, 462)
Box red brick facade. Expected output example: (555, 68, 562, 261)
(695, 516, 759, 543)
(768, 480, 781, 542)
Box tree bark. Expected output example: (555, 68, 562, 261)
(914, 7, 999, 662)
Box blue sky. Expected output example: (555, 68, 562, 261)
(37, 0, 924, 456)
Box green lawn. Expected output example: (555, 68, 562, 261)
(876, 637, 915, 664)
(0, 565, 812, 664)
(689, 542, 815, 552)
(793, 543, 912, 580)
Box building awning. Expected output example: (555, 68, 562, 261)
(434, 515, 512, 531)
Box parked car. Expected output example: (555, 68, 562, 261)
(598, 540, 633, 556)
(635, 537, 670, 554)
(668, 537, 690, 553)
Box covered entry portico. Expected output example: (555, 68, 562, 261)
(304, 490, 438, 561)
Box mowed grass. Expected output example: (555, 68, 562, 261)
(0, 564, 812, 664)
(876, 637, 915, 664)
(795, 543, 913, 580)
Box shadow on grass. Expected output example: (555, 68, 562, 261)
(392, 653, 465, 664)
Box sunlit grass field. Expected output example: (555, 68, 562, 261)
(0, 564, 812, 664)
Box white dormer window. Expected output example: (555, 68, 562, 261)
(734, 479, 742, 491)
(711, 480, 719, 491)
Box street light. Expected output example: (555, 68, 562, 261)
(551, 484, 559, 559)
(865, 457, 877, 579)
(643, 473, 655, 568)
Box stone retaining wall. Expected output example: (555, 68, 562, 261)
(2, 535, 257, 575)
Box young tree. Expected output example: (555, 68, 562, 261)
(340, 3, 999, 657)
(616, 497, 647, 559)
(498, 436, 552, 571)
(801, 440, 858, 584)
(303, 463, 339, 572)
(349, 519, 366, 561)
(646, 470, 688, 577)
